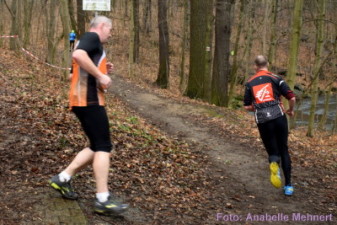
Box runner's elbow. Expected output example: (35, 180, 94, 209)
(72, 49, 87, 61)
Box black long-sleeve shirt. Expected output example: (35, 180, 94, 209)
(244, 70, 295, 123)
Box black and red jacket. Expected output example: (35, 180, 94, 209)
(244, 70, 295, 123)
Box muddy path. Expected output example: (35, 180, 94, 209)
(109, 74, 336, 225)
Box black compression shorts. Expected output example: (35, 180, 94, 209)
(72, 106, 112, 152)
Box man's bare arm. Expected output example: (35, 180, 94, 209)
(72, 49, 111, 89)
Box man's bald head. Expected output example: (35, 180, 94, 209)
(254, 55, 269, 68)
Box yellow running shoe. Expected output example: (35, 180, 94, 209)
(269, 162, 282, 188)
(49, 175, 78, 200)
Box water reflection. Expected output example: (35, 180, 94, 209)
(295, 94, 337, 130)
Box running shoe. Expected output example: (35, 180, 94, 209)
(49, 175, 78, 200)
(269, 162, 282, 188)
(284, 185, 294, 196)
(94, 195, 129, 215)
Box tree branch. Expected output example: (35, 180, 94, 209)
(4, 0, 15, 19)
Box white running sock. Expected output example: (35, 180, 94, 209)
(96, 192, 110, 203)
(59, 171, 71, 182)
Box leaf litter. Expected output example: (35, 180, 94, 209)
(0, 49, 336, 224)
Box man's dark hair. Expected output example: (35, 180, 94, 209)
(254, 55, 268, 68)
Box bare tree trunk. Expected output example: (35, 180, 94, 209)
(242, 0, 256, 81)
(285, 0, 304, 129)
(60, 0, 72, 79)
(16, 0, 22, 37)
(77, 0, 86, 36)
(179, 0, 189, 93)
(228, 0, 244, 107)
(9, 0, 18, 50)
(129, 0, 139, 64)
(47, 0, 58, 64)
(186, 0, 213, 100)
(143, 0, 152, 35)
(261, 0, 271, 55)
(211, 0, 233, 106)
(203, 0, 214, 102)
(68, 0, 77, 31)
(268, 0, 278, 70)
(133, 0, 140, 63)
(128, 0, 134, 77)
(23, 0, 34, 48)
(286, 0, 303, 91)
(128, 0, 140, 76)
(307, 0, 326, 137)
(156, 0, 170, 88)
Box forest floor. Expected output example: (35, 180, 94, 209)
(0, 49, 336, 225)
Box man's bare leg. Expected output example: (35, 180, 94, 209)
(93, 151, 110, 193)
(49, 147, 94, 199)
(64, 147, 95, 176)
(93, 151, 129, 214)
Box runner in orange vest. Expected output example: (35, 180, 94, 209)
(49, 16, 128, 215)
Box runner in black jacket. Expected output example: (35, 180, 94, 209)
(243, 55, 296, 196)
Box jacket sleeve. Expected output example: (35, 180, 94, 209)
(278, 79, 295, 100)
(243, 84, 253, 106)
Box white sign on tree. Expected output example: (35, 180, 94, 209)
(83, 0, 111, 11)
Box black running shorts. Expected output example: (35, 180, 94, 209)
(72, 106, 112, 152)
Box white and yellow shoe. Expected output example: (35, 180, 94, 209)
(269, 162, 282, 188)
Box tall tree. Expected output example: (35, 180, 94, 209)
(307, 0, 326, 137)
(211, 0, 233, 106)
(286, 0, 304, 129)
(242, 0, 256, 81)
(286, 0, 304, 90)
(186, 0, 213, 100)
(9, 0, 19, 50)
(77, 0, 86, 36)
(16, 0, 22, 38)
(179, 0, 189, 93)
(128, 0, 140, 76)
(268, 0, 279, 69)
(203, 0, 214, 101)
(131, 0, 140, 63)
(59, 0, 72, 79)
(47, 0, 58, 64)
(227, 0, 245, 107)
(68, 0, 77, 32)
(262, 0, 271, 55)
(22, 0, 34, 48)
(155, 0, 170, 88)
(143, 0, 152, 35)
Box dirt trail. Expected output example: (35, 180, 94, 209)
(109, 74, 335, 225)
